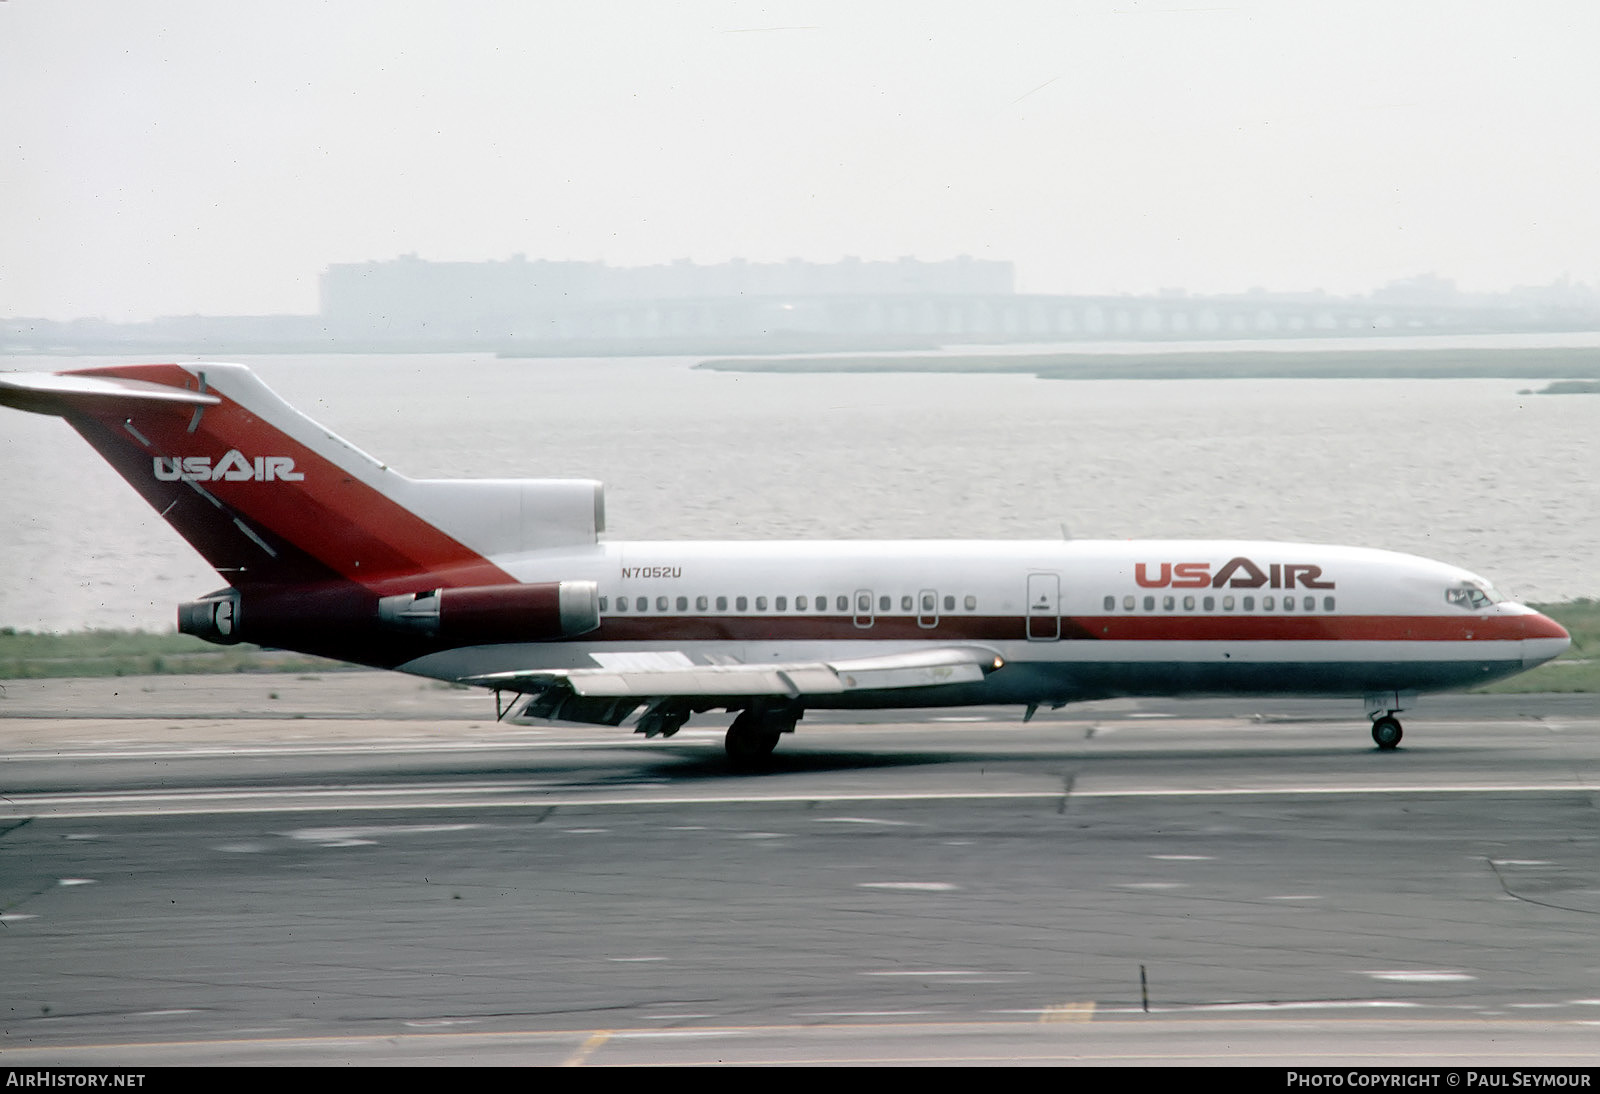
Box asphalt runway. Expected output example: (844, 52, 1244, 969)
(1, 672, 1598, 1066)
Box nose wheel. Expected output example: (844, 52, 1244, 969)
(1371, 715, 1403, 750)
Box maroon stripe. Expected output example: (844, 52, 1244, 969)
(588, 613, 1562, 644)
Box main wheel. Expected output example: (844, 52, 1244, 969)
(1371, 716, 1403, 750)
(725, 709, 785, 763)
(725, 723, 781, 762)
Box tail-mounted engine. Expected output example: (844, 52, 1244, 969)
(377, 581, 600, 643)
(178, 591, 244, 644)
(180, 581, 600, 648)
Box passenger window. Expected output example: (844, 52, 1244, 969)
(965, 595, 977, 611)
(615, 596, 628, 612)
(922, 593, 936, 612)
(756, 596, 768, 611)
(857, 593, 871, 612)
(696, 595, 708, 611)
(599, 596, 609, 612)
(656, 596, 668, 612)
(716, 596, 728, 611)
(1163, 595, 1174, 611)
(1183, 595, 1195, 610)
(1104, 595, 1115, 611)
(1263, 596, 1274, 610)
(1283, 597, 1295, 611)
(838, 596, 850, 612)
(1123, 595, 1135, 610)
(1202, 596, 1215, 611)
(795, 596, 806, 611)
(1222, 595, 1235, 610)
(736, 596, 748, 611)
(1243, 596, 1255, 611)
(901, 595, 913, 612)
(676, 596, 688, 612)
(944, 595, 955, 611)
(1323, 596, 1336, 611)
(636, 598, 648, 613)
(1143, 596, 1155, 611)
(879, 595, 891, 611)
(1303, 596, 1315, 611)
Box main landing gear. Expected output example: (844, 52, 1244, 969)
(724, 703, 801, 765)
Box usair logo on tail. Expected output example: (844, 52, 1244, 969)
(152, 450, 304, 483)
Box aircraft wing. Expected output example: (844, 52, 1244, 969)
(466, 646, 1002, 724)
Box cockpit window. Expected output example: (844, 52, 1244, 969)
(1445, 582, 1500, 610)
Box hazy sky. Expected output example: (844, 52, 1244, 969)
(3, 1, 1598, 320)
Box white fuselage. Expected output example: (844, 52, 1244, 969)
(398, 538, 1568, 706)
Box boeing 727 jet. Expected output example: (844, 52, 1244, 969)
(0, 363, 1570, 760)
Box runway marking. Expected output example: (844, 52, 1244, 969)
(561, 1030, 610, 1067)
(1150, 854, 1212, 860)
(858, 881, 959, 891)
(57, 878, 95, 886)
(11, 780, 1600, 819)
(1366, 971, 1476, 983)
(1038, 1002, 1097, 1023)
(817, 816, 918, 826)
(286, 823, 484, 846)
(9, 1016, 1600, 1064)
(1177, 1000, 1425, 1012)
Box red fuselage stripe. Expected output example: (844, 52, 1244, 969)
(579, 613, 1563, 644)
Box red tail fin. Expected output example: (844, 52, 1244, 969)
(0, 363, 602, 594)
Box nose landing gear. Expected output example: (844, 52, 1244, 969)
(1365, 691, 1413, 751)
(1370, 715, 1403, 750)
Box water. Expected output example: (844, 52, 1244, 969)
(2, 351, 1595, 632)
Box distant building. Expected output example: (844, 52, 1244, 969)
(319, 254, 1015, 340)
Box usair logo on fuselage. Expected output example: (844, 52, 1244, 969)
(152, 450, 304, 483)
(1135, 557, 1334, 589)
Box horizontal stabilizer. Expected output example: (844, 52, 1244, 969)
(0, 371, 219, 416)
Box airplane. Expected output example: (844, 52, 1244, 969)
(0, 362, 1571, 761)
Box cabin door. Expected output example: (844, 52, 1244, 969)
(1026, 572, 1060, 641)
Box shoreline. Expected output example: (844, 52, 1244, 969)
(696, 345, 1600, 382)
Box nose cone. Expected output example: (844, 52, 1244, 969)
(1520, 610, 1571, 669)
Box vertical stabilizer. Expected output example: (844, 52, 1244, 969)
(0, 363, 602, 594)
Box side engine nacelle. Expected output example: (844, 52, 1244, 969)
(376, 581, 600, 643)
(179, 581, 600, 647)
